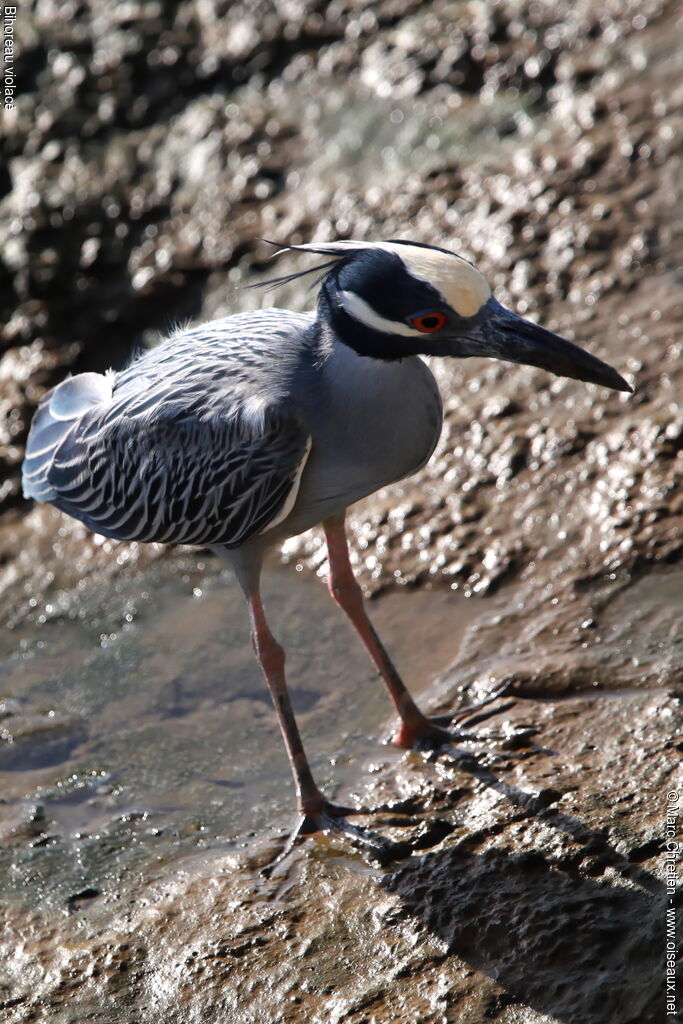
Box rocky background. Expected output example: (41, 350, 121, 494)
(1, 1, 681, 1022)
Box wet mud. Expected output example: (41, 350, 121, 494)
(1, 0, 682, 1021)
(0, 557, 479, 911)
(2, 686, 677, 1023)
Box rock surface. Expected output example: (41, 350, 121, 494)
(1, 1, 681, 1021)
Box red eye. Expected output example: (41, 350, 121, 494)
(408, 311, 447, 333)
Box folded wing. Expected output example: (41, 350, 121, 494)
(22, 371, 311, 548)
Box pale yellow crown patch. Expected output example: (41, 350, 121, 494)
(283, 239, 492, 319)
(378, 242, 491, 319)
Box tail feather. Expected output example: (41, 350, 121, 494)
(22, 372, 113, 502)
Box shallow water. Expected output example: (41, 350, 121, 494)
(0, 554, 485, 911)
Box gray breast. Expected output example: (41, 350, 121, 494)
(284, 340, 443, 535)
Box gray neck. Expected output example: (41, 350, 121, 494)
(285, 322, 443, 532)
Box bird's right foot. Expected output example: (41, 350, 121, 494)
(392, 715, 466, 751)
(392, 680, 515, 751)
(261, 799, 398, 876)
(297, 798, 361, 835)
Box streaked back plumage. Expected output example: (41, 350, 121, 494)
(22, 310, 315, 547)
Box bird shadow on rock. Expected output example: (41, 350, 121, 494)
(380, 763, 664, 1024)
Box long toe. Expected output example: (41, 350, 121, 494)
(301, 801, 399, 863)
(298, 799, 361, 834)
(391, 715, 471, 752)
(261, 800, 402, 876)
(450, 680, 516, 724)
(392, 681, 517, 750)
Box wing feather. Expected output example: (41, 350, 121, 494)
(41, 401, 310, 547)
(22, 309, 317, 548)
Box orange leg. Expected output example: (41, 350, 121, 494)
(247, 589, 327, 817)
(247, 588, 395, 868)
(323, 514, 451, 748)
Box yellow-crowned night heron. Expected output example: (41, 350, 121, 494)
(22, 240, 631, 852)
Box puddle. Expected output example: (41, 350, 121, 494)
(1, 552, 678, 913)
(0, 554, 484, 910)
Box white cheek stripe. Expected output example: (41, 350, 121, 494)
(339, 290, 423, 337)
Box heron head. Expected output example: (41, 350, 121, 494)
(271, 239, 632, 393)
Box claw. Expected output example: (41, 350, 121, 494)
(451, 679, 516, 724)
